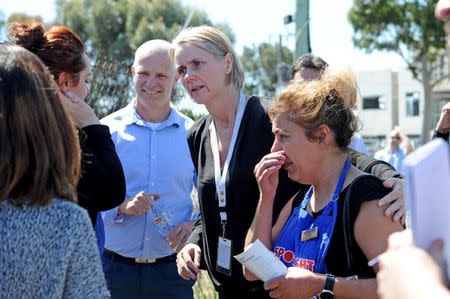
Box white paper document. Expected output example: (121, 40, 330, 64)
(403, 138, 450, 278)
(234, 239, 287, 282)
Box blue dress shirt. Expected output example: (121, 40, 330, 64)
(101, 101, 195, 258)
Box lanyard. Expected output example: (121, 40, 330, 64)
(300, 158, 352, 212)
(209, 92, 247, 234)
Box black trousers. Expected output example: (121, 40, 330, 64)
(102, 250, 194, 299)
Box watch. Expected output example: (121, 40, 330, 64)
(318, 273, 335, 299)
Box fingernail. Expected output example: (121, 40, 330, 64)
(368, 254, 384, 266)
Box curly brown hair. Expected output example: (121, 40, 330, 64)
(269, 67, 360, 149)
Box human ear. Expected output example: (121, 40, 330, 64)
(57, 72, 71, 93)
(314, 125, 331, 145)
(174, 70, 180, 82)
(224, 53, 233, 75)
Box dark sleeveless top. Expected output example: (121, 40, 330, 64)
(290, 175, 390, 278)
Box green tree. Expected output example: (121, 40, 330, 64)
(58, 0, 225, 117)
(2, 12, 55, 46)
(179, 107, 206, 121)
(349, 0, 447, 144)
(241, 42, 293, 97)
(3, 1, 238, 120)
(6, 12, 43, 24)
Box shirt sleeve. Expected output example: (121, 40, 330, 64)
(185, 215, 206, 269)
(349, 149, 403, 180)
(186, 214, 203, 247)
(77, 124, 126, 219)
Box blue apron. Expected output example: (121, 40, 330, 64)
(273, 159, 351, 273)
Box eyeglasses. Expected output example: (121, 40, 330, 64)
(390, 136, 401, 140)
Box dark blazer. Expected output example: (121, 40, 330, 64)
(433, 130, 450, 142)
(77, 124, 126, 226)
(187, 96, 401, 297)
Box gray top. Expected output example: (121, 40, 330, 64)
(0, 198, 110, 299)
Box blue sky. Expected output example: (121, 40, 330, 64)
(0, 0, 407, 71)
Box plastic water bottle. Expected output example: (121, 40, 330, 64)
(148, 195, 175, 237)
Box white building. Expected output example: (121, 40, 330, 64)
(355, 68, 450, 154)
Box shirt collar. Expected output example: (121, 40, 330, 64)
(121, 99, 182, 130)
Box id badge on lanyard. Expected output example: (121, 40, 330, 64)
(216, 237, 232, 275)
(216, 213, 232, 275)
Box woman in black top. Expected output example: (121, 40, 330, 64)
(10, 23, 125, 238)
(171, 25, 405, 299)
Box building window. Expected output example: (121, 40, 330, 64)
(405, 91, 420, 116)
(362, 96, 384, 110)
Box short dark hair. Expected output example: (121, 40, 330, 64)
(291, 53, 329, 79)
(0, 45, 80, 205)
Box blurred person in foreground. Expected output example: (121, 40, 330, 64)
(375, 3, 450, 298)
(0, 44, 109, 298)
(377, 231, 449, 299)
(100, 40, 196, 299)
(244, 67, 403, 299)
(436, 0, 450, 63)
(9, 22, 126, 253)
(375, 103, 450, 299)
(171, 25, 406, 299)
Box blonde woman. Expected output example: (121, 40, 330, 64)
(171, 26, 405, 299)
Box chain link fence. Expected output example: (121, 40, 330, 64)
(85, 54, 133, 118)
(86, 53, 187, 118)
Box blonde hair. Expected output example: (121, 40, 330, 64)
(170, 25, 244, 90)
(269, 67, 360, 148)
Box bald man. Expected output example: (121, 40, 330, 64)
(101, 40, 196, 299)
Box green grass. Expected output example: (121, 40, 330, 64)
(193, 270, 218, 299)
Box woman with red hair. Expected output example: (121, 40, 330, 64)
(9, 22, 125, 253)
